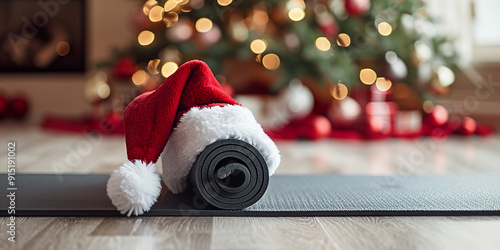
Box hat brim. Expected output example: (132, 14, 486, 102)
(161, 104, 281, 193)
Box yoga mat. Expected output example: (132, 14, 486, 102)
(189, 139, 269, 209)
(1, 174, 500, 216)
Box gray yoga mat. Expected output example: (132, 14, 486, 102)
(1, 174, 499, 216)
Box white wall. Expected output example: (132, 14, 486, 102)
(0, 0, 138, 123)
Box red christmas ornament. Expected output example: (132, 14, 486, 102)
(113, 57, 138, 80)
(8, 95, 30, 120)
(319, 22, 339, 40)
(0, 92, 8, 120)
(457, 117, 477, 136)
(344, 0, 371, 17)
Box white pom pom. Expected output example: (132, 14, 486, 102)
(107, 160, 161, 216)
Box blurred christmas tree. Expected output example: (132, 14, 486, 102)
(105, 0, 459, 110)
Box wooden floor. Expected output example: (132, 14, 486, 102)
(1, 126, 500, 250)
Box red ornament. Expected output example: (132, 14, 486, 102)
(428, 104, 449, 127)
(113, 57, 138, 80)
(8, 95, 30, 120)
(0, 92, 8, 120)
(319, 22, 339, 40)
(344, 0, 371, 17)
(457, 117, 476, 136)
(327, 97, 361, 129)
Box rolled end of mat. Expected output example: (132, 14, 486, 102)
(188, 139, 269, 209)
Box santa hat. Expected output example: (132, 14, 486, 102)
(107, 60, 280, 216)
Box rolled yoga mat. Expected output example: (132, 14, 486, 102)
(1, 174, 500, 216)
(188, 139, 269, 210)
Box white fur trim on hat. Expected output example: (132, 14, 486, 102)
(160, 105, 281, 194)
(107, 160, 161, 216)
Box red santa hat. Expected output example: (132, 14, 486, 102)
(107, 60, 280, 216)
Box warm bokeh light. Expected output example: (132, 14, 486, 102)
(432, 105, 449, 126)
(138, 30, 155, 46)
(359, 68, 377, 85)
(315, 37, 331, 51)
(262, 53, 280, 70)
(143, 0, 158, 15)
(336, 33, 351, 47)
(132, 70, 148, 86)
(375, 77, 392, 91)
(437, 65, 455, 87)
(217, 0, 232, 6)
(463, 117, 476, 133)
(423, 100, 434, 113)
(147, 59, 161, 74)
(195, 18, 213, 33)
(149, 6, 164, 22)
(250, 39, 267, 54)
(96, 82, 111, 99)
(161, 62, 179, 78)
(378, 22, 393, 36)
(56, 41, 70, 56)
(163, 12, 179, 27)
(288, 8, 305, 21)
(163, 0, 177, 12)
(253, 10, 269, 25)
(331, 82, 348, 100)
(287, 0, 306, 10)
(255, 54, 262, 63)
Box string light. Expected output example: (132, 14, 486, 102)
(437, 65, 455, 87)
(262, 53, 280, 70)
(315, 37, 331, 51)
(423, 100, 434, 114)
(255, 54, 262, 63)
(161, 62, 179, 78)
(96, 82, 111, 99)
(336, 33, 351, 47)
(375, 77, 392, 91)
(138, 30, 155, 46)
(195, 18, 213, 33)
(288, 8, 305, 21)
(377, 22, 393, 36)
(253, 10, 269, 25)
(287, 0, 306, 10)
(331, 82, 348, 100)
(163, 0, 177, 12)
(147, 59, 161, 74)
(250, 39, 267, 54)
(149, 6, 164, 22)
(231, 20, 248, 42)
(143, 0, 158, 16)
(359, 68, 377, 85)
(56, 41, 70, 56)
(217, 0, 232, 6)
(132, 70, 148, 86)
(163, 12, 179, 27)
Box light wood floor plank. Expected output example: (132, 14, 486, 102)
(211, 217, 335, 250)
(23, 217, 104, 250)
(133, 216, 212, 250)
(0, 217, 55, 250)
(317, 216, 500, 250)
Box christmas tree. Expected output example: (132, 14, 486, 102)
(106, 0, 459, 112)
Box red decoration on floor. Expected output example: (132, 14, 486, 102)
(0, 92, 8, 120)
(8, 94, 30, 120)
(265, 114, 331, 141)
